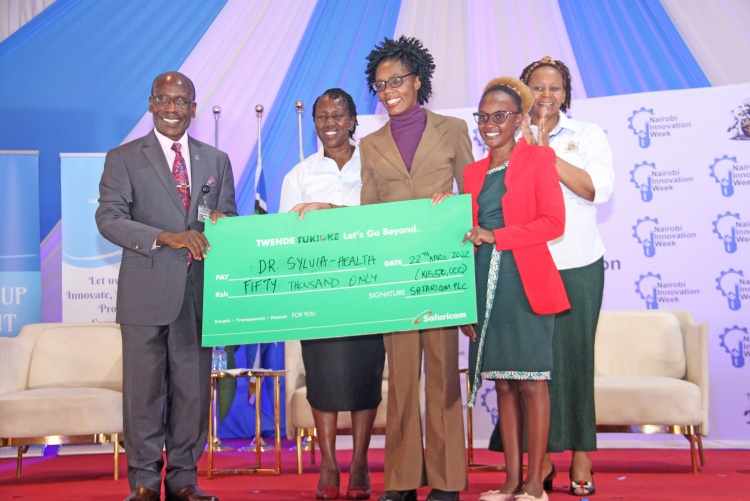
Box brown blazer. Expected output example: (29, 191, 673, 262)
(360, 108, 474, 204)
(358, 108, 473, 491)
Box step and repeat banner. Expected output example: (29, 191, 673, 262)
(60, 154, 119, 323)
(560, 83, 749, 444)
(358, 82, 750, 443)
(0, 151, 41, 337)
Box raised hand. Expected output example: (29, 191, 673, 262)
(521, 116, 537, 146)
(521, 112, 550, 147)
(537, 110, 550, 146)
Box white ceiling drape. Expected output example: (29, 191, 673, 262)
(123, 0, 318, 185)
(661, 0, 750, 86)
(0, 0, 55, 43)
(393, 0, 587, 111)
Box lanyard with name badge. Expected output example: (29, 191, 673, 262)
(198, 184, 211, 222)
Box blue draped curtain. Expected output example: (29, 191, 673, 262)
(558, 0, 709, 97)
(235, 0, 402, 216)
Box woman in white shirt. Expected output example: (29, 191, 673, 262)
(488, 57, 614, 498)
(279, 89, 385, 501)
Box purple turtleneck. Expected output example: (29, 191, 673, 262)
(390, 104, 426, 172)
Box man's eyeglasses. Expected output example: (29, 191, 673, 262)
(473, 111, 521, 124)
(152, 96, 193, 108)
(371, 72, 416, 92)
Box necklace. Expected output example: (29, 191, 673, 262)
(487, 160, 509, 175)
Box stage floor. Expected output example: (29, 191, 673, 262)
(1, 439, 748, 500)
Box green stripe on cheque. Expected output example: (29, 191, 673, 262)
(202, 195, 477, 346)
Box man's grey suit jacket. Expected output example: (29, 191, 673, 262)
(96, 130, 238, 326)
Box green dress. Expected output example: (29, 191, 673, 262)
(467, 164, 554, 405)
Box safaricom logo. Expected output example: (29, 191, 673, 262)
(413, 310, 468, 324)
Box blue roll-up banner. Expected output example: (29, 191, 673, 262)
(0, 151, 42, 337)
(60, 154, 120, 322)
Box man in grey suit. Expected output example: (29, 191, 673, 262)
(96, 71, 237, 501)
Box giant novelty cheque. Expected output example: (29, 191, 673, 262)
(202, 196, 477, 346)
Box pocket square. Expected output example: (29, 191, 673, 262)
(206, 176, 217, 187)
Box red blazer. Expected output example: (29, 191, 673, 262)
(463, 139, 570, 315)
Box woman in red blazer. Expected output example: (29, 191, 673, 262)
(461, 77, 569, 501)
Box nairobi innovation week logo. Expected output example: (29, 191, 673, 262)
(712, 212, 750, 253)
(719, 325, 749, 369)
(715, 269, 747, 311)
(631, 217, 696, 257)
(634, 272, 700, 309)
(709, 155, 750, 197)
(628, 107, 691, 149)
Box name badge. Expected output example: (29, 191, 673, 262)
(197, 184, 211, 222)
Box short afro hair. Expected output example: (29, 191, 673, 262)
(312, 88, 358, 138)
(365, 36, 435, 105)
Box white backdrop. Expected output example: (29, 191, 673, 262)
(358, 83, 750, 445)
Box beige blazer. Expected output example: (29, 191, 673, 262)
(359, 108, 473, 491)
(360, 108, 474, 204)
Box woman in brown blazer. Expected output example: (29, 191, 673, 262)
(359, 36, 475, 501)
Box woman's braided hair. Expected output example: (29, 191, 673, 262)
(312, 88, 358, 138)
(519, 56, 572, 112)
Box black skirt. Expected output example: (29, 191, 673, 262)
(301, 333, 385, 412)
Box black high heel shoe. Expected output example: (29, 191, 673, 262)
(542, 463, 557, 491)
